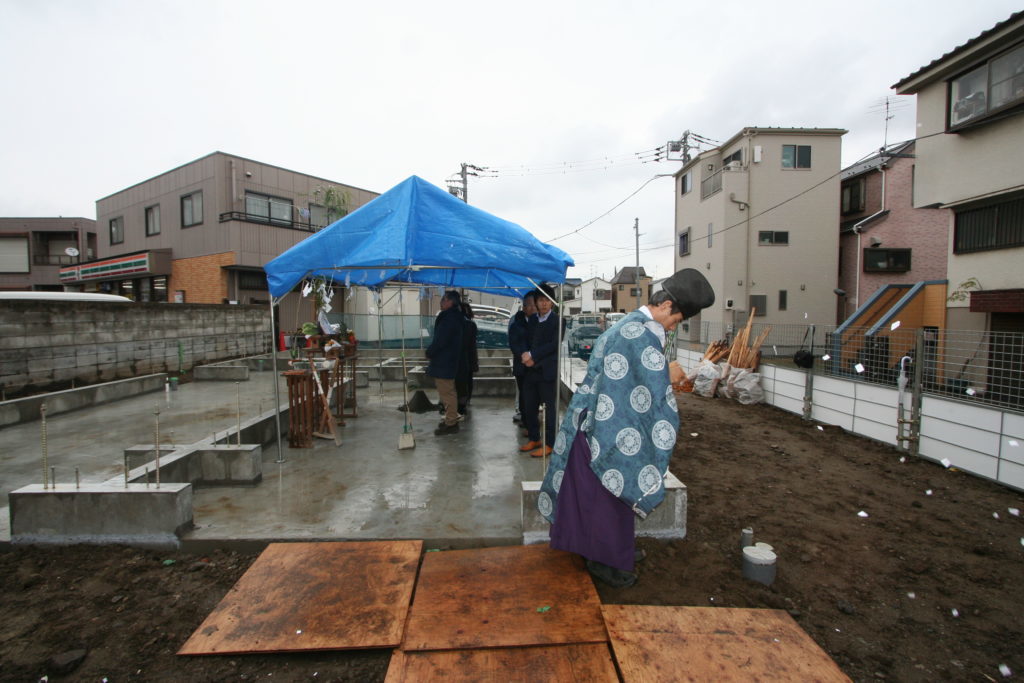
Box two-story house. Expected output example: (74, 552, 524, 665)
(60, 152, 378, 325)
(610, 266, 651, 313)
(893, 11, 1024, 336)
(564, 276, 612, 315)
(674, 127, 846, 330)
(0, 217, 97, 292)
(837, 140, 951, 323)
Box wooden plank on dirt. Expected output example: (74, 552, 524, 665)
(385, 643, 619, 682)
(402, 545, 606, 651)
(602, 605, 850, 682)
(178, 541, 422, 655)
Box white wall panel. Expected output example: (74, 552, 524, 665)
(920, 416, 1001, 456)
(852, 417, 899, 446)
(1000, 437, 1024, 466)
(855, 400, 899, 428)
(811, 405, 854, 431)
(813, 375, 855, 397)
(922, 396, 1002, 431)
(774, 380, 806, 401)
(918, 436, 998, 478)
(771, 395, 804, 415)
(1003, 412, 1024, 440)
(813, 390, 855, 415)
(854, 383, 899, 408)
(997, 460, 1024, 491)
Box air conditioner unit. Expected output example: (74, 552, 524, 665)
(725, 298, 735, 310)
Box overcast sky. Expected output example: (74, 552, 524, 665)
(1, 1, 1019, 282)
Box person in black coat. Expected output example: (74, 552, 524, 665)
(508, 291, 537, 423)
(456, 302, 479, 416)
(426, 290, 465, 435)
(520, 285, 560, 457)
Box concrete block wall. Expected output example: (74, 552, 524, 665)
(0, 301, 270, 396)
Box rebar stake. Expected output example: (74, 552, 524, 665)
(236, 381, 242, 448)
(50, 466, 55, 489)
(540, 404, 548, 473)
(153, 405, 161, 489)
(40, 404, 49, 489)
(124, 452, 129, 488)
(75, 467, 80, 490)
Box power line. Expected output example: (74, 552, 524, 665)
(551, 126, 961, 263)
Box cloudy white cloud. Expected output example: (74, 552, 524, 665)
(1, 0, 1019, 281)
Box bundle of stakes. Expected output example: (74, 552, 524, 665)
(701, 339, 730, 363)
(726, 308, 772, 369)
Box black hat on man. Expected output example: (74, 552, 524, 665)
(661, 268, 715, 318)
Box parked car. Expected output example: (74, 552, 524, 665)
(604, 312, 626, 327)
(569, 324, 603, 359)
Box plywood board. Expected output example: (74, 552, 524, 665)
(385, 643, 619, 682)
(403, 545, 606, 651)
(602, 605, 850, 682)
(179, 540, 422, 655)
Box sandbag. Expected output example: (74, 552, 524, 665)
(733, 369, 764, 405)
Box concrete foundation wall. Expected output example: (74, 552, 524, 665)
(9, 483, 193, 549)
(0, 301, 270, 396)
(0, 374, 167, 427)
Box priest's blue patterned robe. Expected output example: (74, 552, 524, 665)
(538, 310, 678, 524)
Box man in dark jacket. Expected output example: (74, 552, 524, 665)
(426, 290, 465, 435)
(520, 285, 560, 457)
(508, 291, 536, 424)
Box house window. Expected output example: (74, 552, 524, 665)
(630, 287, 642, 297)
(707, 222, 713, 248)
(245, 192, 293, 226)
(953, 196, 1024, 254)
(863, 248, 912, 272)
(679, 228, 690, 256)
(758, 230, 789, 245)
(781, 145, 811, 169)
(749, 294, 767, 316)
(723, 149, 742, 167)
(841, 178, 866, 214)
(109, 216, 124, 245)
(680, 171, 692, 196)
(779, 290, 788, 311)
(949, 43, 1024, 130)
(181, 191, 203, 227)
(145, 205, 160, 236)
(619, 285, 624, 291)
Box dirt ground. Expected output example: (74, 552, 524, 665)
(2, 392, 1023, 682)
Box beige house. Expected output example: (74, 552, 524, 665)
(61, 152, 378, 326)
(893, 11, 1024, 334)
(610, 266, 651, 313)
(673, 127, 846, 329)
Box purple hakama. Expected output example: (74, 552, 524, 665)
(549, 423, 635, 572)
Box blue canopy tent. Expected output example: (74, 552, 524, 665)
(262, 175, 574, 457)
(265, 175, 573, 299)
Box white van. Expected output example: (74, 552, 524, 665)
(604, 312, 626, 326)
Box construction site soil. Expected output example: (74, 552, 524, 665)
(1, 392, 1022, 682)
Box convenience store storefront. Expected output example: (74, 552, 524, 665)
(59, 250, 172, 302)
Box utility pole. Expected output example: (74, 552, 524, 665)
(447, 163, 488, 203)
(634, 217, 642, 310)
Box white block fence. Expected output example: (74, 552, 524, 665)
(677, 349, 1024, 493)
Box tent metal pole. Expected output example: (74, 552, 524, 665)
(556, 283, 564, 442)
(268, 295, 285, 463)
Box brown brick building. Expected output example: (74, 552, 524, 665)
(59, 152, 378, 322)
